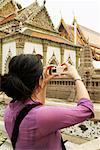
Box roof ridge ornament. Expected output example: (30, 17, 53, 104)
(43, 0, 46, 6)
(35, 0, 38, 5)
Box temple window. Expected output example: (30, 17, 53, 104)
(96, 82, 98, 86)
(60, 81, 62, 85)
(63, 81, 65, 85)
(57, 81, 59, 85)
(66, 81, 67, 85)
(92, 82, 94, 86)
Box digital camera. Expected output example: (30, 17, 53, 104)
(49, 65, 65, 75)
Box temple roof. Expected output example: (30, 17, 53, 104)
(58, 18, 100, 61)
(58, 18, 87, 45)
(79, 24, 100, 48)
(58, 18, 100, 48)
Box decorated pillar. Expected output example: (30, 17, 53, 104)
(42, 41, 47, 66)
(60, 44, 64, 64)
(0, 39, 2, 74)
(16, 38, 25, 55)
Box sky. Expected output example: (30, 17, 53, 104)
(15, 0, 100, 33)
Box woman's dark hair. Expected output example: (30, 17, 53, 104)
(0, 54, 43, 101)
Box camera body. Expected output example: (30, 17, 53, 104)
(49, 65, 65, 75)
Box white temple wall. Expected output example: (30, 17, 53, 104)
(64, 49, 76, 67)
(46, 46, 60, 65)
(2, 42, 16, 74)
(24, 42, 43, 56)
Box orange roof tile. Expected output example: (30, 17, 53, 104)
(0, 13, 16, 25)
(31, 31, 71, 44)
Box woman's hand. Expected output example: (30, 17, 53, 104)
(61, 63, 81, 80)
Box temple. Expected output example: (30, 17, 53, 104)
(0, 0, 79, 74)
(0, 0, 100, 102)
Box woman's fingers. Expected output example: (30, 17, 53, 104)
(43, 66, 54, 77)
(61, 63, 69, 71)
(42, 66, 58, 87)
(44, 74, 58, 84)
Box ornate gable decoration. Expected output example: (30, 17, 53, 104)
(48, 52, 59, 65)
(17, 2, 41, 22)
(32, 48, 36, 55)
(26, 7, 55, 32)
(58, 19, 74, 43)
(0, 30, 8, 38)
(0, 0, 19, 18)
(67, 54, 73, 65)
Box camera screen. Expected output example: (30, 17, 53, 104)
(49, 67, 57, 75)
(52, 68, 56, 73)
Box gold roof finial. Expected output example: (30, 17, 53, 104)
(72, 11, 77, 24)
(73, 16, 77, 23)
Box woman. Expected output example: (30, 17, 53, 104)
(1, 54, 94, 150)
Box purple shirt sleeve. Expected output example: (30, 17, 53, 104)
(37, 98, 94, 137)
(77, 98, 94, 118)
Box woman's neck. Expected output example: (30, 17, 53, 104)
(31, 93, 43, 104)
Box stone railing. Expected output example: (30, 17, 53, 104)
(47, 77, 100, 103)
